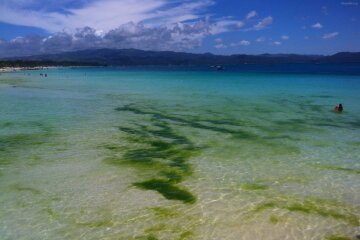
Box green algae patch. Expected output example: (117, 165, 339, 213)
(114, 104, 304, 158)
(0, 133, 45, 150)
(11, 184, 42, 195)
(103, 144, 123, 151)
(326, 235, 352, 240)
(241, 183, 269, 191)
(0, 121, 54, 162)
(45, 207, 60, 219)
(108, 106, 202, 204)
(316, 164, 360, 175)
(252, 202, 277, 213)
(285, 200, 359, 226)
(146, 235, 158, 240)
(269, 215, 285, 224)
(347, 141, 360, 147)
(150, 207, 179, 218)
(75, 218, 114, 228)
(134, 179, 196, 204)
(250, 196, 360, 226)
(0, 157, 12, 166)
(160, 171, 183, 183)
(179, 230, 193, 240)
(115, 104, 259, 141)
(145, 224, 167, 233)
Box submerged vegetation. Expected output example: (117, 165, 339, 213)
(109, 103, 302, 204)
(0, 121, 53, 166)
(325, 235, 353, 240)
(249, 196, 360, 226)
(107, 105, 201, 204)
(315, 164, 360, 175)
(134, 179, 196, 203)
(241, 183, 269, 191)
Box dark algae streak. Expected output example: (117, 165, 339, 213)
(109, 104, 199, 204)
(110, 102, 304, 203)
(134, 179, 196, 204)
(106, 101, 360, 238)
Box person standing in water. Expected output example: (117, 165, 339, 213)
(334, 103, 343, 112)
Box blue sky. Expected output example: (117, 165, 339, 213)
(0, 0, 359, 57)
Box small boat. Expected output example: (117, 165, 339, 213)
(211, 65, 224, 70)
(216, 65, 224, 70)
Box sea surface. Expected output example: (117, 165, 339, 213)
(0, 65, 360, 240)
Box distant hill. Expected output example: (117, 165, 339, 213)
(3, 49, 360, 66)
(317, 52, 360, 63)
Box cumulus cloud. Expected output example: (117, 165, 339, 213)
(253, 16, 273, 30)
(246, 10, 257, 20)
(322, 32, 339, 39)
(0, 21, 213, 57)
(341, 2, 359, 6)
(231, 40, 250, 47)
(281, 35, 289, 40)
(273, 41, 281, 45)
(0, 1, 275, 57)
(239, 40, 251, 46)
(210, 20, 245, 34)
(312, 22, 323, 29)
(214, 43, 227, 49)
(0, 0, 214, 32)
(256, 37, 266, 42)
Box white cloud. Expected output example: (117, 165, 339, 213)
(0, 0, 214, 32)
(231, 40, 251, 47)
(214, 43, 227, 49)
(322, 32, 339, 39)
(321, 6, 329, 15)
(256, 37, 266, 42)
(0, 21, 213, 57)
(0, 1, 276, 57)
(341, 2, 359, 6)
(239, 40, 251, 46)
(273, 41, 281, 45)
(312, 22, 323, 29)
(253, 16, 273, 30)
(214, 38, 223, 43)
(210, 20, 245, 34)
(147, 1, 215, 26)
(281, 35, 289, 40)
(246, 10, 257, 20)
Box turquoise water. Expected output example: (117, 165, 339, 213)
(0, 66, 360, 240)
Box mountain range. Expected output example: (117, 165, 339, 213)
(4, 49, 360, 66)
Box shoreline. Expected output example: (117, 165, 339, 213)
(0, 66, 57, 73)
(0, 65, 98, 73)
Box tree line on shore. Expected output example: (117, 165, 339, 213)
(0, 60, 104, 68)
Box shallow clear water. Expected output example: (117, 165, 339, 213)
(0, 66, 360, 240)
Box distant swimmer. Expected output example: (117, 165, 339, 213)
(334, 103, 343, 112)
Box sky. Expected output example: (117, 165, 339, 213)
(0, 0, 359, 57)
